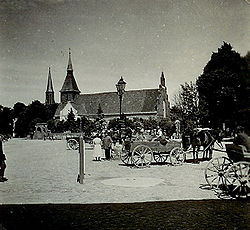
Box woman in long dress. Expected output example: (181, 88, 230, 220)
(93, 135, 102, 161)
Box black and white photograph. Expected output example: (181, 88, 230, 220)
(0, 0, 249, 229)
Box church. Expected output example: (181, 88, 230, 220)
(45, 50, 170, 121)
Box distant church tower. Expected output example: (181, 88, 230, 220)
(45, 67, 55, 105)
(60, 49, 81, 103)
(157, 72, 170, 119)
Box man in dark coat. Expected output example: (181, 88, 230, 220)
(0, 135, 7, 182)
(103, 133, 113, 160)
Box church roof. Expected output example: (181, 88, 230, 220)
(60, 72, 80, 93)
(46, 67, 54, 92)
(55, 101, 87, 116)
(60, 49, 80, 93)
(55, 88, 159, 117)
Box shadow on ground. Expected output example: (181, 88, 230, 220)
(0, 199, 249, 230)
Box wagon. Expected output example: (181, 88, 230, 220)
(204, 144, 250, 198)
(120, 139, 184, 168)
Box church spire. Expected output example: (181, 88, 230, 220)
(67, 48, 73, 71)
(60, 49, 80, 103)
(46, 67, 54, 92)
(45, 67, 55, 105)
(160, 72, 166, 87)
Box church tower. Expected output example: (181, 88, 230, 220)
(157, 72, 170, 119)
(45, 67, 55, 105)
(60, 49, 80, 103)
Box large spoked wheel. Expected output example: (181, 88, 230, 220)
(225, 161, 250, 198)
(120, 149, 134, 165)
(67, 139, 79, 150)
(169, 147, 185, 166)
(153, 152, 168, 164)
(205, 157, 233, 189)
(132, 145, 153, 168)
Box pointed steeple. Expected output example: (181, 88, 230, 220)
(160, 72, 166, 87)
(46, 67, 54, 92)
(60, 49, 80, 103)
(45, 67, 55, 105)
(67, 48, 73, 71)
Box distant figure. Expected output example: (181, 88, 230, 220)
(112, 139, 123, 159)
(103, 133, 113, 160)
(0, 135, 7, 182)
(93, 135, 102, 161)
(233, 126, 250, 152)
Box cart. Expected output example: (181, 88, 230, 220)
(204, 144, 250, 198)
(120, 139, 184, 168)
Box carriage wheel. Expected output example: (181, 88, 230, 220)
(225, 161, 250, 198)
(169, 147, 185, 166)
(153, 152, 168, 163)
(67, 139, 79, 150)
(205, 157, 233, 189)
(132, 145, 153, 168)
(120, 149, 133, 165)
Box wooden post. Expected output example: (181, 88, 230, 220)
(78, 135, 85, 184)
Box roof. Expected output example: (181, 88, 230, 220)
(55, 101, 87, 117)
(55, 89, 159, 117)
(60, 71, 80, 93)
(60, 49, 80, 93)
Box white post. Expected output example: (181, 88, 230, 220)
(78, 135, 85, 184)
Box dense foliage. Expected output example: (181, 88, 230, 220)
(13, 101, 58, 137)
(196, 42, 249, 130)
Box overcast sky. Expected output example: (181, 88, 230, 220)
(0, 0, 250, 108)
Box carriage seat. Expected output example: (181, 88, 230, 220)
(225, 144, 250, 162)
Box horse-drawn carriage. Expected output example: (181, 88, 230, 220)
(205, 143, 250, 198)
(120, 138, 184, 168)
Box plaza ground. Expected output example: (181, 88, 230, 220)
(0, 138, 226, 204)
(0, 139, 249, 229)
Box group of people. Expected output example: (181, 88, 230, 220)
(92, 132, 123, 161)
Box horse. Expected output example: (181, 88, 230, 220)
(189, 129, 214, 161)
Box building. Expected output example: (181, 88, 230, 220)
(54, 50, 170, 121)
(45, 67, 55, 105)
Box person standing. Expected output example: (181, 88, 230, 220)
(92, 135, 102, 161)
(103, 133, 113, 160)
(0, 135, 7, 182)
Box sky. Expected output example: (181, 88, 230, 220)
(0, 0, 250, 108)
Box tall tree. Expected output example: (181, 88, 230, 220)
(196, 42, 249, 129)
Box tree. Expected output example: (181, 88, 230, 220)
(97, 103, 104, 119)
(13, 102, 26, 119)
(0, 106, 13, 136)
(80, 116, 95, 136)
(172, 81, 199, 131)
(13, 100, 59, 137)
(159, 118, 173, 136)
(45, 103, 59, 121)
(66, 109, 79, 132)
(196, 42, 249, 129)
